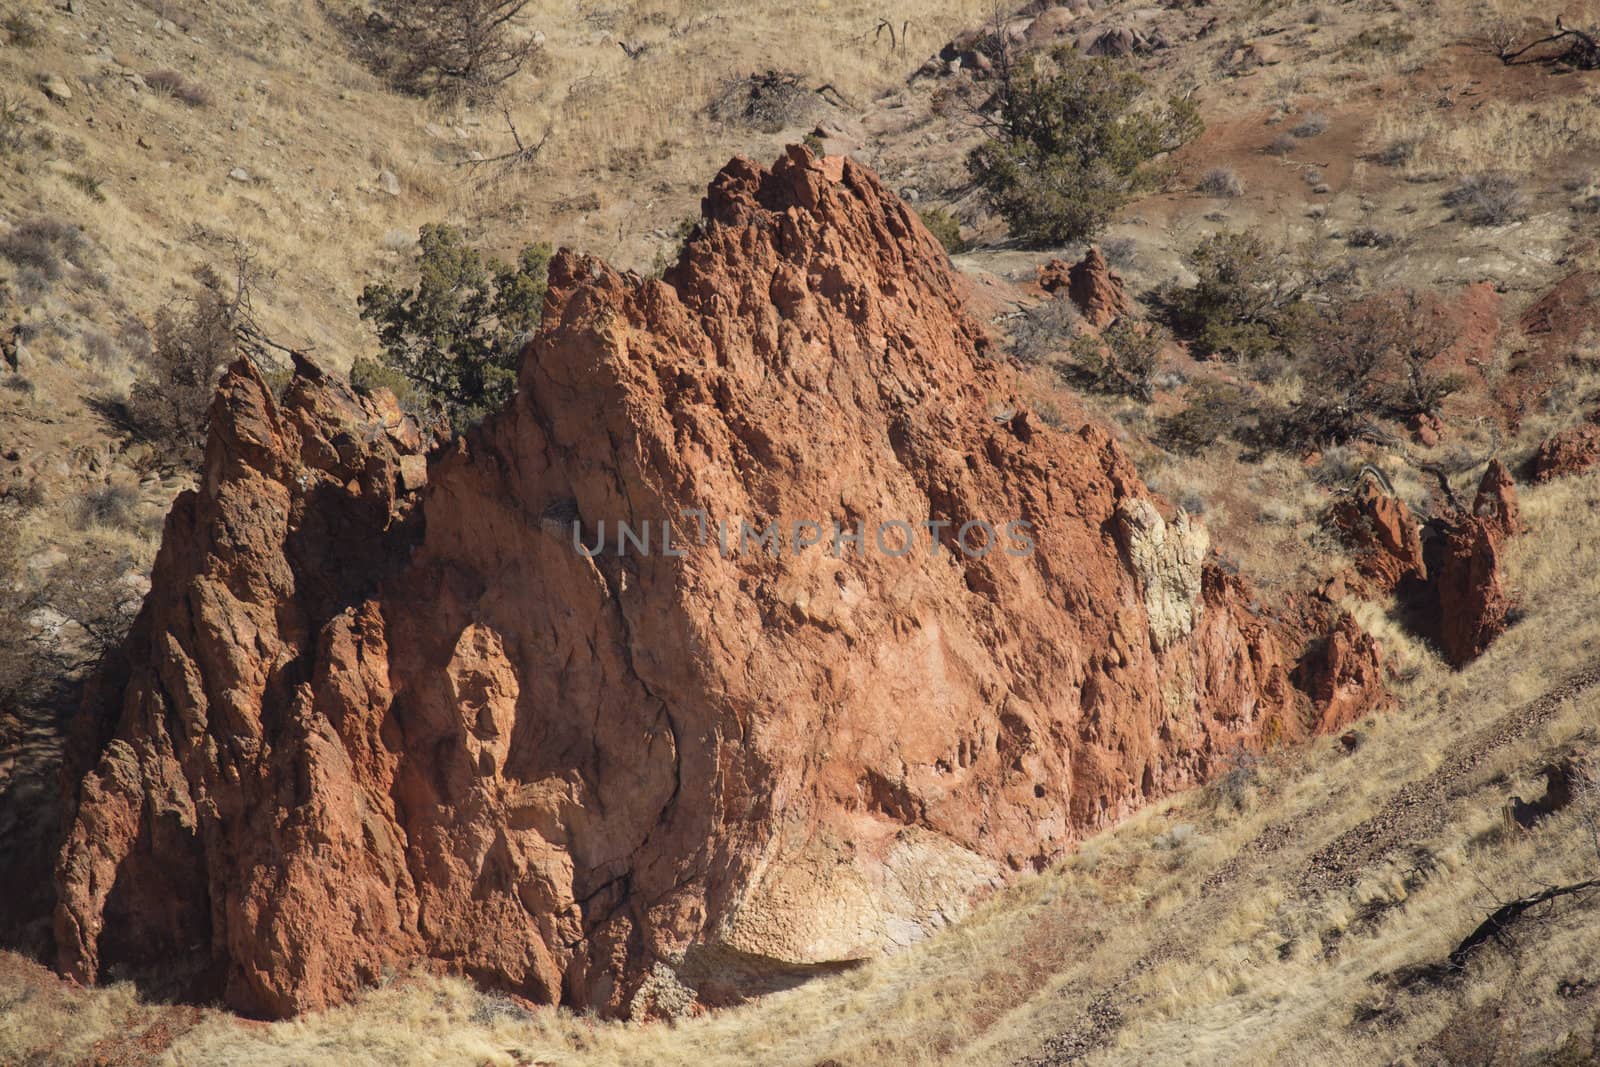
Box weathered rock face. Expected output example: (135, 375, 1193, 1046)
(1430, 462, 1521, 668)
(1533, 416, 1600, 483)
(55, 148, 1376, 1020)
(1331, 477, 1427, 597)
(1037, 247, 1130, 328)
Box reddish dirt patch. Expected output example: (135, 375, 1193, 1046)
(1499, 270, 1600, 427)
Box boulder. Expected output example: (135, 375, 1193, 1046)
(1532, 417, 1600, 483)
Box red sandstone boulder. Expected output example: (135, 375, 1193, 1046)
(54, 147, 1382, 1021)
(1295, 613, 1390, 734)
(1038, 247, 1130, 328)
(1533, 417, 1600, 483)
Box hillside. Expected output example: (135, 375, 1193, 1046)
(6, 0, 1600, 1063)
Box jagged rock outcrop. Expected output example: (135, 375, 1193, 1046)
(1292, 611, 1391, 733)
(1329, 462, 1519, 668)
(1533, 415, 1600, 482)
(1037, 247, 1130, 328)
(1331, 476, 1427, 597)
(1430, 461, 1521, 667)
(55, 147, 1381, 1021)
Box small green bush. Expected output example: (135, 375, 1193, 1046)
(358, 224, 550, 427)
(1156, 378, 1255, 454)
(1063, 320, 1164, 401)
(968, 47, 1202, 245)
(1162, 231, 1314, 362)
(918, 207, 966, 254)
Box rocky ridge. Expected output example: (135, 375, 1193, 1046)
(53, 148, 1383, 1020)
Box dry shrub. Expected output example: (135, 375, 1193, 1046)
(1445, 172, 1527, 226)
(1197, 167, 1244, 197)
(143, 69, 213, 108)
(709, 70, 817, 132)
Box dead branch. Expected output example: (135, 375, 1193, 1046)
(455, 107, 549, 172)
(1501, 16, 1600, 68)
(813, 82, 855, 110)
(1448, 877, 1600, 969)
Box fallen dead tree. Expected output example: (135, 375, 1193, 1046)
(1500, 16, 1600, 69)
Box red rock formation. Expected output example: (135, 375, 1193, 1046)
(1331, 477, 1426, 597)
(1533, 416, 1600, 483)
(55, 148, 1380, 1020)
(1293, 612, 1391, 734)
(1473, 458, 1521, 538)
(1037, 247, 1130, 328)
(1431, 462, 1521, 667)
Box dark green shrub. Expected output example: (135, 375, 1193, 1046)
(967, 47, 1202, 245)
(358, 224, 550, 427)
(919, 207, 966, 254)
(1063, 320, 1164, 401)
(1156, 378, 1255, 454)
(1163, 231, 1314, 362)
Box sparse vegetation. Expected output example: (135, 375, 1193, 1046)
(1008, 295, 1079, 365)
(1064, 319, 1163, 401)
(65, 172, 105, 202)
(1445, 172, 1528, 226)
(125, 269, 241, 467)
(1157, 377, 1255, 454)
(919, 207, 966, 255)
(143, 69, 213, 108)
(1272, 290, 1461, 446)
(0, 92, 28, 155)
(0, 217, 88, 283)
(1344, 23, 1415, 55)
(1373, 137, 1416, 166)
(1290, 112, 1329, 138)
(0, 10, 41, 48)
(709, 70, 817, 132)
(968, 46, 1202, 245)
(1346, 226, 1398, 249)
(358, 224, 550, 426)
(1196, 167, 1244, 198)
(1264, 133, 1297, 156)
(73, 484, 140, 532)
